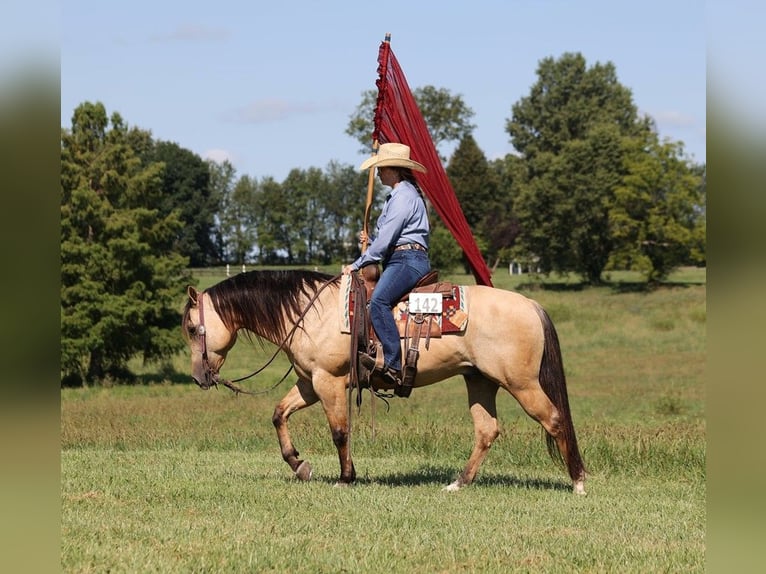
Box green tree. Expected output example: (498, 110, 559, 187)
(346, 86, 475, 158)
(447, 135, 494, 229)
(428, 225, 464, 273)
(507, 53, 647, 283)
(322, 161, 368, 264)
(485, 155, 522, 269)
(609, 135, 706, 282)
(207, 159, 237, 262)
(220, 174, 259, 264)
(446, 135, 497, 271)
(253, 177, 287, 264)
(61, 102, 191, 384)
(142, 141, 219, 266)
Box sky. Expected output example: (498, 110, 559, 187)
(57, 0, 714, 182)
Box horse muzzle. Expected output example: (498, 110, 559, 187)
(193, 369, 219, 390)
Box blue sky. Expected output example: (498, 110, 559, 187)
(59, 0, 710, 181)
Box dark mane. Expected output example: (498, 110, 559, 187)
(183, 270, 337, 343)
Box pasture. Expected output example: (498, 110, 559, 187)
(61, 268, 705, 572)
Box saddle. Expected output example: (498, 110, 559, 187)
(346, 266, 467, 398)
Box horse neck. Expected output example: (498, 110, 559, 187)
(221, 277, 329, 348)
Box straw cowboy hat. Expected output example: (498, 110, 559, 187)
(359, 142, 427, 173)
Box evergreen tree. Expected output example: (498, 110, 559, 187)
(446, 135, 495, 272)
(143, 141, 219, 267)
(61, 102, 191, 384)
(447, 135, 494, 230)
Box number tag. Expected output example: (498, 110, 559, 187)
(408, 292, 442, 314)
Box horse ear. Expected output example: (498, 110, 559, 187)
(187, 286, 199, 305)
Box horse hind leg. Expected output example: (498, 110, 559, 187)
(444, 374, 499, 492)
(533, 305, 587, 494)
(512, 385, 587, 495)
(272, 378, 319, 481)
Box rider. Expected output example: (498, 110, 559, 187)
(342, 142, 431, 391)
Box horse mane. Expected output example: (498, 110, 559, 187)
(185, 270, 337, 343)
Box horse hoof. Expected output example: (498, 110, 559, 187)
(295, 461, 313, 481)
(573, 480, 587, 495)
(333, 481, 351, 488)
(442, 481, 461, 492)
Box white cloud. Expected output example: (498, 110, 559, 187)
(202, 149, 236, 164)
(149, 24, 230, 44)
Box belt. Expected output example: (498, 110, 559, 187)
(394, 243, 428, 253)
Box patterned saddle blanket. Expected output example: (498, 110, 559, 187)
(338, 274, 468, 338)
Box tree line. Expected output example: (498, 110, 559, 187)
(61, 51, 705, 384)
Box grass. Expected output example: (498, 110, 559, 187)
(61, 266, 705, 573)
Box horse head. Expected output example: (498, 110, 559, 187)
(183, 286, 238, 389)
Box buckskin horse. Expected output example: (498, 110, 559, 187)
(182, 269, 587, 494)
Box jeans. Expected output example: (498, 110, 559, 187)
(368, 249, 431, 372)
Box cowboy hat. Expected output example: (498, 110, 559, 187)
(359, 142, 427, 173)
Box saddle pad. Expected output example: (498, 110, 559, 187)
(339, 274, 468, 335)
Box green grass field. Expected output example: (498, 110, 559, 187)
(61, 267, 705, 573)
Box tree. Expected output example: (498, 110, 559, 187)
(609, 135, 706, 282)
(61, 102, 191, 384)
(485, 155, 522, 268)
(507, 53, 647, 283)
(321, 161, 368, 264)
(445, 135, 497, 271)
(142, 141, 219, 266)
(220, 174, 259, 264)
(289, 167, 328, 263)
(428, 225, 464, 273)
(253, 177, 288, 264)
(207, 159, 237, 262)
(346, 86, 475, 159)
(446, 135, 494, 229)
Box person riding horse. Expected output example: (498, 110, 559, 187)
(342, 142, 431, 392)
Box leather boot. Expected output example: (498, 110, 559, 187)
(358, 352, 403, 390)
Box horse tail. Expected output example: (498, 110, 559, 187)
(535, 304, 587, 482)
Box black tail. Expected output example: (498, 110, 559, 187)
(535, 305, 586, 481)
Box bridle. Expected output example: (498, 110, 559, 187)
(195, 292, 218, 390)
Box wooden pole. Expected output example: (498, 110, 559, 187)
(361, 139, 379, 254)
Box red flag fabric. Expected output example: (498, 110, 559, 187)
(371, 38, 493, 287)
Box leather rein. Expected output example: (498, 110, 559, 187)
(194, 274, 341, 396)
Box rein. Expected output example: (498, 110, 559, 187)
(196, 273, 341, 396)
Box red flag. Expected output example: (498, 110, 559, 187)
(371, 36, 493, 287)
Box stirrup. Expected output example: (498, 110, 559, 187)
(395, 366, 415, 398)
(358, 352, 403, 387)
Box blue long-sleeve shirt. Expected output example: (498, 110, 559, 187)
(350, 180, 429, 271)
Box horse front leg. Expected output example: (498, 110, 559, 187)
(314, 372, 356, 486)
(444, 374, 499, 492)
(272, 378, 319, 481)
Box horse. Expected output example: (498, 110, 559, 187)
(182, 269, 587, 494)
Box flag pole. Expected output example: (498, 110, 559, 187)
(361, 138, 379, 254)
(361, 32, 390, 255)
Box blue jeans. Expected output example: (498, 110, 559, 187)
(367, 250, 431, 372)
